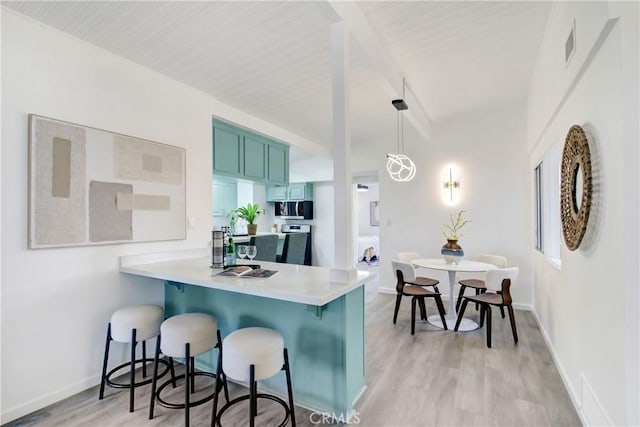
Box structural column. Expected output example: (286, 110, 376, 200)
(330, 21, 357, 283)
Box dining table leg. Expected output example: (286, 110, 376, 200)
(426, 269, 479, 331)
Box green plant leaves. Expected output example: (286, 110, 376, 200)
(234, 203, 262, 224)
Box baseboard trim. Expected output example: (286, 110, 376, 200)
(531, 309, 589, 426)
(581, 373, 614, 426)
(1, 375, 101, 424)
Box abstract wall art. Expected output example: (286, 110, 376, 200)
(28, 114, 186, 248)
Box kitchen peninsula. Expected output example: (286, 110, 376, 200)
(120, 250, 373, 415)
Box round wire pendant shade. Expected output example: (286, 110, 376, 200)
(386, 154, 416, 182)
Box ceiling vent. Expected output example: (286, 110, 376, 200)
(565, 20, 576, 64)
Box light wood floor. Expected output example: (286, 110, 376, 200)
(6, 292, 581, 427)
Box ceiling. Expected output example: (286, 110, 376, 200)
(4, 1, 552, 154)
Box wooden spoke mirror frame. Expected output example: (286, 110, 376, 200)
(560, 125, 593, 251)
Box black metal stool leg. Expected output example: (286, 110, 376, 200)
(99, 323, 112, 400)
(142, 340, 147, 378)
(210, 340, 223, 427)
(217, 330, 229, 403)
(249, 364, 256, 427)
(170, 357, 177, 388)
(190, 356, 196, 394)
(149, 335, 162, 420)
(284, 348, 296, 427)
(185, 343, 191, 427)
(129, 328, 137, 413)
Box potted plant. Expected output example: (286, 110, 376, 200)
(234, 203, 262, 235)
(441, 210, 470, 264)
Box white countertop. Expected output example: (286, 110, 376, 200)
(120, 252, 374, 306)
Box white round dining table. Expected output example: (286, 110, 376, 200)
(411, 258, 497, 331)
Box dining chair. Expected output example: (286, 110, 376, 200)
(456, 254, 507, 317)
(248, 235, 279, 262)
(277, 233, 307, 265)
(454, 267, 519, 348)
(392, 260, 447, 335)
(396, 252, 440, 293)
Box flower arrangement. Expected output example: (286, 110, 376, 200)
(442, 210, 470, 241)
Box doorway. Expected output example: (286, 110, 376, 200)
(353, 178, 380, 301)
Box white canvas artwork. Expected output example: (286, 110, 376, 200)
(28, 114, 186, 248)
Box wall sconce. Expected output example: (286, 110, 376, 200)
(444, 167, 460, 202)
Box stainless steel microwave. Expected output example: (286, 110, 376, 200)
(274, 201, 313, 220)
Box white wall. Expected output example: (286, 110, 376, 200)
(358, 101, 532, 306)
(289, 155, 333, 182)
(0, 10, 212, 422)
(527, 2, 639, 425)
(0, 10, 323, 423)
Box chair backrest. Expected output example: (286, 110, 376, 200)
(485, 267, 519, 293)
(248, 235, 279, 262)
(391, 259, 416, 290)
(476, 254, 507, 268)
(396, 252, 420, 263)
(280, 233, 307, 265)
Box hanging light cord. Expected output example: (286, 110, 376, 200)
(401, 78, 406, 154)
(396, 110, 400, 154)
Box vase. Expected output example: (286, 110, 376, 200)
(247, 224, 258, 235)
(441, 239, 464, 264)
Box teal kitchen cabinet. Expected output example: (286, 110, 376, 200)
(212, 119, 288, 184)
(287, 183, 313, 200)
(212, 181, 237, 217)
(243, 135, 266, 181)
(266, 183, 313, 201)
(213, 124, 242, 176)
(266, 186, 288, 201)
(267, 143, 288, 185)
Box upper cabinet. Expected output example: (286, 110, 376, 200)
(267, 144, 287, 183)
(212, 119, 288, 185)
(266, 183, 314, 201)
(212, 180, 237, 217)
(213, 125, 242, 176)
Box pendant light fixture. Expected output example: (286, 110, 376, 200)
(386, 78, 416, 182)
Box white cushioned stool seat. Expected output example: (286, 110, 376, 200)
(223, 327, 284, 382)
(110, 304, 164, 343)
(160, 313, 217, 358)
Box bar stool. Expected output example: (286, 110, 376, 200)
(99, 304, 171, 412)
(149, 313, 228, 427)
(211, 327, 296, 427)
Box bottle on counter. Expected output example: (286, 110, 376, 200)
(227, 235, 236, 266)
(222, 226, 235, 267)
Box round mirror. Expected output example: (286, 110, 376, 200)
(560, 125, 592, 251)
(572, 162, 584, 214)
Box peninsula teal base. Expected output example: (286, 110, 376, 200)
(164, 282, 366, 416)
